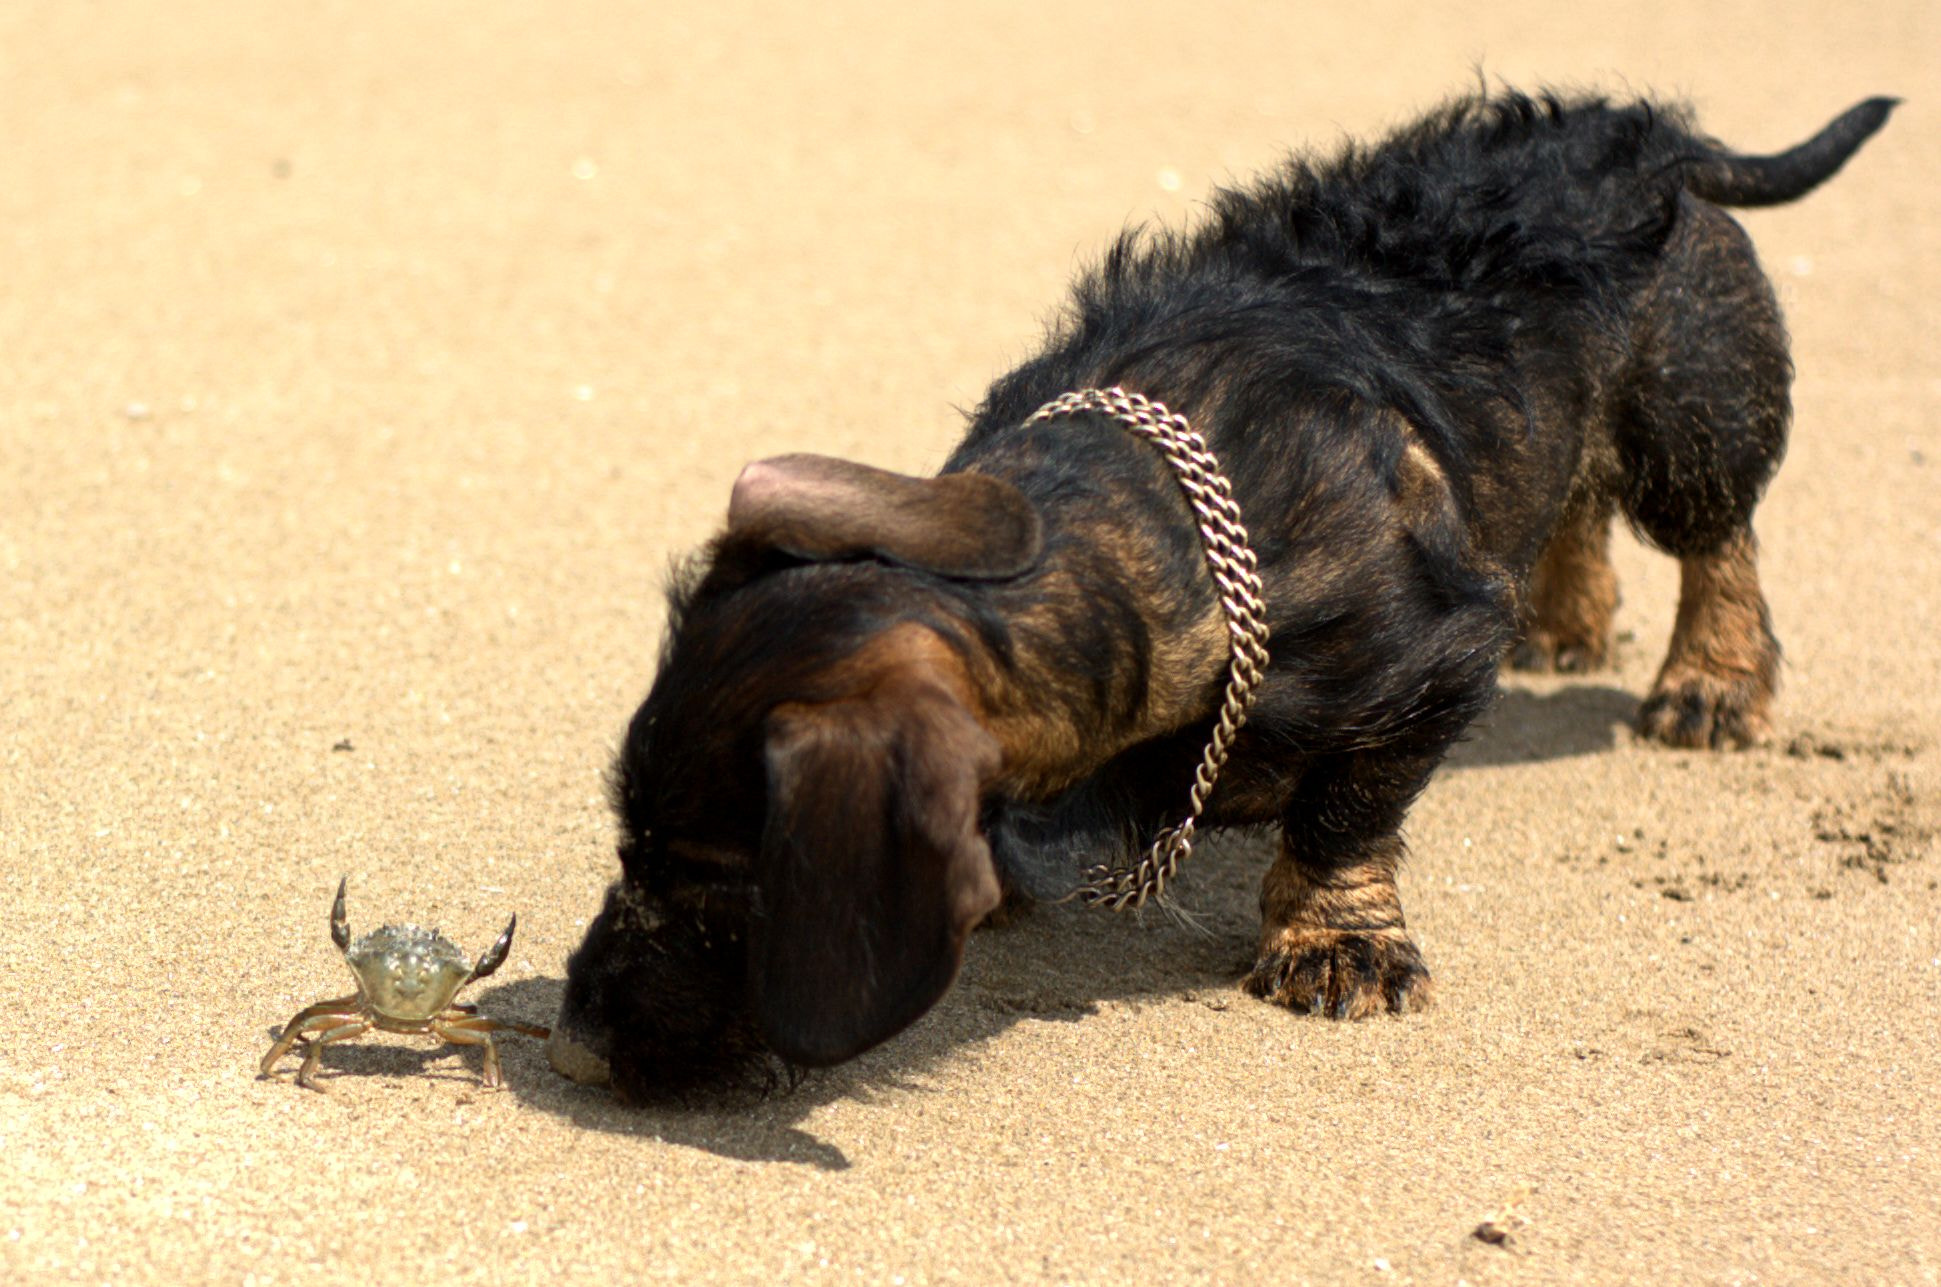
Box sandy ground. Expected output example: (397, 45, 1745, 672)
(3, 2, 1937, 1282)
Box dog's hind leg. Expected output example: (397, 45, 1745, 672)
(1244, 751, 1438, 1019)
(1512, 494, 1619, 673)
(1615, 197, 1790, 747)
(1638, 529, 1779, 747)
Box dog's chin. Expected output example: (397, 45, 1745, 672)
(551, 972, 788, 1101)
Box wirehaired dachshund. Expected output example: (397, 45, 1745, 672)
(545, 88, 1895, 1098)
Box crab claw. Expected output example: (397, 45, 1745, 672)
(331, 876, 351, 953)
(469, 912, 517, 983)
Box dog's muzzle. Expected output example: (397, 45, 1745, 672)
(546, 1025, 613, 1086)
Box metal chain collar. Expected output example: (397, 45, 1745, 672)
(1021, 387, 1272, 910)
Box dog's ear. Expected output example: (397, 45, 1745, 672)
(727, 453, 1042, 579)
(753, 675, 1002, 1066)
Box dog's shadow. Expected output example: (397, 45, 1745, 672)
(475, 842, 1269, 1172)
(478, 680, 1638, 1167)
(1448, 682, 1637, 768)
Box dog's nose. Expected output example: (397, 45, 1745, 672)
(546, 1025, 612, 1086)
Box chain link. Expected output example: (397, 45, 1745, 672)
(1022, 387, 1272, 910)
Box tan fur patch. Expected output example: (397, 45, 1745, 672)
(1143, 607, 1232, 733)
(836, 620, 1108, 797)
(826, 622, 980, 706)
(1515, 497, 1618, 672)
(1395, 435, 1451, 519)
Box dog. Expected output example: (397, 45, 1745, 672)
(545, 88, 1895, 1099)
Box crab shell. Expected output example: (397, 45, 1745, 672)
(344, 924, 478, 1023)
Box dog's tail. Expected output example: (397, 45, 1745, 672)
(1685, 97, 1898, 207)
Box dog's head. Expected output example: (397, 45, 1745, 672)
(549, 455, 1041, 1098)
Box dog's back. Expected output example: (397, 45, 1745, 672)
(968, 92, 1893, 521)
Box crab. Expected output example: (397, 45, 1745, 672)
(260, 877, 549, 1092)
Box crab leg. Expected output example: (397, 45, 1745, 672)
(432, 1012, 552, 1089)
(437, 1005, 549, 1039)
(294, 1018, 373, 1092)
(260, 995, 363, 1078)
(433, 1018, 504, 1089)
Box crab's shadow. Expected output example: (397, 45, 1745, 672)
(473, 679, 1637, 1167)
(258, 1033, 517, 1088)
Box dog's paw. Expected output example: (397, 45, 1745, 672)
(1243, 928, 1432, 1019)
(1637, 669, 1771, 749)
(1509, 629, 1609, 674)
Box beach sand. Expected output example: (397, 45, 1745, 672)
(2, 2, 1937, 1281)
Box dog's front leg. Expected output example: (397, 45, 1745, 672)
(1244, 751, 1437, 1019)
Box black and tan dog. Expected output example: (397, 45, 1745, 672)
(547, 89, 1894, 1098)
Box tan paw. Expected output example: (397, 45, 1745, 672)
(1243, 928, 1433, 1019)
(1638, 669, 1771, 749)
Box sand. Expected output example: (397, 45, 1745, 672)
(2, 2, 1937, 1282)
